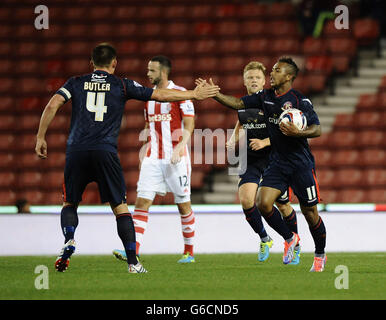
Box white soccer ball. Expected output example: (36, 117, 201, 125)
(279, 108, 307, 131)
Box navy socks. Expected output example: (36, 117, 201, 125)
(61, 205, 78, 243)
(310, 217, 326, 255)
(243, 205, 268, 240)
(116, 213, 137, 264)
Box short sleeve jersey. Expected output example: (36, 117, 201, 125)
(237, 108, 271, 160)
(56, 70, 153, 153)
(241, 88, 320, 168)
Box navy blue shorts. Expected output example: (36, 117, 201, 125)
(238, 160, 290, 204)
(260, 161, 320, 207)
(63, 150, 126, 205)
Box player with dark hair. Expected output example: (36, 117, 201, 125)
(198, 57, 327, 271)
(225, 61, 300, 263)
(35, 43, 220, 273)
(113, 55, 197, 264)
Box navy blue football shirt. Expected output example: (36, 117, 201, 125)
(237, 108, 271, 160)
(241, 88, 320, 168)
(56, 70, 153, 153)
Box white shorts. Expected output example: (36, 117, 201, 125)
(137, 156, 191, 203)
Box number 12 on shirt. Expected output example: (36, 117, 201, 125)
(86, 91, 107, 121)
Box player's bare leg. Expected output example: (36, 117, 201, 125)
(257, 187, 299, 264)
(176, 201, 195, 263)
(239, 182, 272, 261)
(112, 202, 147, 273)
(300, 204, 327, 272)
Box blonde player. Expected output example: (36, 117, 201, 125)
(113, 56, 195, 263)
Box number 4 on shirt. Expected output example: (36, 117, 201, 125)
(86, 91, 107, 121)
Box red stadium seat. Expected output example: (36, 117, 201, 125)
(41, 24, 63, 39)
(312, 150, 332, 167)
(138, 5, 161, 19)
(172, 58, 193, 74)
(16, 42, 39, 56)
(215, 4, 238, 18)
(267, 21, 299, 37)
(64, 6, 87, 20)
(41, 41, 64, 57)
(195, 57, 218, 73)
(0, 134, 15, 151)
(0, 78, 15, 93)
(0, 59, 13, 74)
(221, 74, 244, 93)
(193, 39, 217, 55)
(193, 22, 214, 36)
(335, 168, 363, 187)
(126, 190, 137, 204)
(46, 78, 66, 93)
(220, 56, 245, 73)
(89, 6, 112, 20)
(378, 76, 386, 92)
(333, 113, 355, 129)
(363, 169, 386, 188)
(0, 190, 16, 205)
(45, 60, 65, 75)
(164, 5, 187, 19)
(67, 59, 92, 75)
(0, 172, 16, 188)
(302, 37, 327, 56)
(330, 150, 360, 167)
(326, 38, 357, 56)
(64, 24, 88, 38)
(140, 40, 166, 56)
(357, 94, 378, 111)
(243, 38, 269, 55)
(238, 3, 267, 18)
(309, 132, 331, 149)
(215, 21, 239, 37)
(0, 152, 14, 169)
(0, 42, 12, 56)
(0, 115, 16, 130)
(45, 171, 64, 189)
(46, 133, 67, 150)
(339, 189, 366, 203)
(166, 40, 191, 56)
(17, 152, 42, 170)
(117, 41, 139, 55)
(23, 190, 44, 205)
(118, 58, 142, 74)
(18, 114, 41, 131)
(218, 39, 242, 54)
(367, 189, 386, 203)
(197, 112, 227, 130)
(139, 23, 162, 37)
(320, 189, 338, 204)
(43, 191, 63, 205)
(323, 20, 351, 38)
(329, 130, 357, 149)
(116, 23, 137, 37)
(119, 151, 140, 170)
(330, 56, 351, 74)
(124, 170, 140, 188)
(118, 132, 143, 149)
(359, 149, 385, 167)
(172, 76, 195, 90)
(356, 111, 384, 129)
(239, 20, 265, 36)
(356, 130, 383, 148)
(16, 60, 41, 75)
(189, 5, 213, 19)
(314, 169, 335, 189)
(164, 22, 190, 37)
(121, 112, 145, 131)
(0, 96, 15, 112)
(270, 38, 300, 55)
(305, 73, 327, 93)
(305, 56, 333, 75)
(45, 152, 66, 169)
(18, 171, 43, 188)
(353, 18, 380, 45)
(267, 2, 295, 18)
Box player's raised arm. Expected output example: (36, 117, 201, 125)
(151, 81, 220, 102)
(195, 78, 245, 110)
(35, 93, 66, 158)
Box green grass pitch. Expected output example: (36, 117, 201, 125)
(1, 253, 385, 300)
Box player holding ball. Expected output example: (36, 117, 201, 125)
(198, 57, 327, 272)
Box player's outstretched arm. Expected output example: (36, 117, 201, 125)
(195, 78, 245, 110)
(151, 81, 220, 102)
(35, 94, 65, 159)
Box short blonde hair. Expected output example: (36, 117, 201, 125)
(243, 61, 266, 76)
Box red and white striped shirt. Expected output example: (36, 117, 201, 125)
(144, 81, 195, 160)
